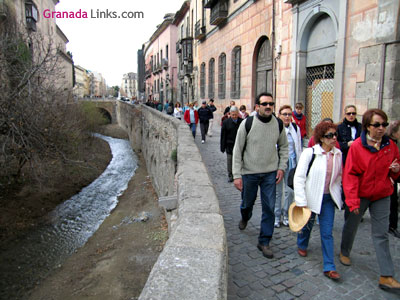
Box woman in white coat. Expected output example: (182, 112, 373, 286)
(293, 121, 343, 280)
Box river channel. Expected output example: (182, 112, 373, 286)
(0, 134, 138, 300)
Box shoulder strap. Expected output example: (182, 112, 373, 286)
(242, 116, 254, 159)
(292, 122, 297, 132)
(276, 116, 283, 134)
(306, 148, 315, 176)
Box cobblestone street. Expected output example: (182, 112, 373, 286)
(193, 122, 400, 300)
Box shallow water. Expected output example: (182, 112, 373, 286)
(0, 134, 137, 300)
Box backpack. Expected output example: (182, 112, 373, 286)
(287, 148, 315, 190)
(167, 105, 173, 115)
(242, 115, 283, 158)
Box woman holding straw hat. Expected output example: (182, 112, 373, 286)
(293, 121, 343, 280)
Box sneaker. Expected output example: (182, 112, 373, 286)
(238, 219, 248, 230)
(282, 218, 289, 227)
(201, 140, 205, 144)
(274, 221, 281, 228)
(257, 244, 274, 259)
(339, 253, 351, 266)
(389, 228, 400, 238)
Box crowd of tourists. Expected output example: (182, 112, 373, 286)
(221, 92, 400, 293)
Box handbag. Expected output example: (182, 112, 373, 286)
(287, 149, 315, 190)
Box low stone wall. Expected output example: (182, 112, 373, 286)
(116, 102, 227, 299)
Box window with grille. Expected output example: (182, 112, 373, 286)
(200, 63, 206, 99)
(208, 58, 215, 99)
(231, 46, 241, 99)
(218, 53, 226, 99)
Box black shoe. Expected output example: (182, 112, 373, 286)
(257, 244, 274, 259)
(389, 228, 400, 238)
(238, 219, 247, 230)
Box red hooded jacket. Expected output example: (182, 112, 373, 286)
(292, 112, 307, 138)
(343, 132, 400, 212)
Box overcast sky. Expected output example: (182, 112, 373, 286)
(56, 0, 185, 86)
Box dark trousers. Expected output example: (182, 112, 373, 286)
(200, 121, 209, 141)
(390, 182, 398, 230)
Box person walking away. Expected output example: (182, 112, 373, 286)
(224, 100, 236, 115)
(208, 99, 217, 137)
(167, 101, 174, 115)
(198, 100, 213, 144)
(340, 109, 400, 292)
(386, 120, 400, 238)
(292, 102, 307, 145)
(337, 105, 362, 220)
(173, 102, 183, 120)
(220, 107, 243, 182)
(183, 103, 199, 138)
(293, 122, 343, 280)
(275, 105, 302, 227)
(232, 92, 288, 259)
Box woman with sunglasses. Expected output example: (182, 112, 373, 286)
(340, 109, 400, 292)
(293, 121, 343, 280)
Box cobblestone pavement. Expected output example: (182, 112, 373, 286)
(193, 123, 400, 300)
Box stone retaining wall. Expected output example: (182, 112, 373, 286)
(116, 102, 227, 300)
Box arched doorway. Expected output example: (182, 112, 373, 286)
(301, 13, 337, 134)
(252, 37, 273, 108)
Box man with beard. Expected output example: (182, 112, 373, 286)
(232, 92, 288, 259)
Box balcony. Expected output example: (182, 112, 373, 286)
(204, 0, 218, 8)
(181, 38, 193, 62)
(209, 1, 228, 26)
(183, 62, 193, 75)
(195, 20, 206, 40)
(162, 58, 168, 70)
(176, 40, 181, 53)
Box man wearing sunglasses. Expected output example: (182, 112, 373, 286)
(337, 105, 362, 166)
(232, 92, 288, 259)
(337, 105, 362, 220)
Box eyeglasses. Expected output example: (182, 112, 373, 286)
(280, 113, 291, 117)
(369, 122, 389, 128)
(346, 112, 357, 116)
(323, 132, 338, 139)
(260, 102, 275, 107)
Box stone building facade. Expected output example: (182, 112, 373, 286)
(120, 72, 138, 99)
(144, 13, 179, 104)
(140, 0, 399, 126)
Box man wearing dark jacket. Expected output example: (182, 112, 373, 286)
(220, 106, 243, 182)
(337, 105, 362, 165)
(197, 100, 213, 144)
(337, 104, 362, 220)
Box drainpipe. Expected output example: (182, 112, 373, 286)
(272, 0, 276, 100)
(378, 40, 400, 109)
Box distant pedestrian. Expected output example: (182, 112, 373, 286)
(292, 102, 307, 143)
(239, 105, 249, 119)
(274, 105, 302, 228)
(220, 106, 243, 182)
(224, 100, 236, 115)
(250, 105, 258, 117)
(184, 103, 199, 138)
(386, 120, 400, 238)
(197, 100, 213, 144)
(173, 102, 183, 120)
(208, 99, 217, 137)
(340, 109, 400, 292)
(294, 121, 343, 280)
(232, 92, 288, 259)
(308, 118, 340, 149)
(167, 101, 174, 115)
(183, 102, 189, 114)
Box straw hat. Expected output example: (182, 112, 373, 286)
(288, 202, 312, 232)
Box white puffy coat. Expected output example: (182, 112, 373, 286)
(293, 144, 343, 214)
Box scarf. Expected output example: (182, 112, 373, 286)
(293, 111, 303, 120)
(343, 118, 358, 127)
(256, 113, 272, 123)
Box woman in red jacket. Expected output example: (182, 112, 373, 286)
(184, 102, 199, 138)
(340, 109, 400, 292)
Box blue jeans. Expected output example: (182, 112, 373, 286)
(189, 123, 196, 138)
(297, 194, 336, 272)
(275, 157, 296, 221)
(241, 172, 277, 246)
